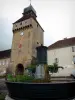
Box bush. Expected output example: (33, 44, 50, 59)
(27, 64, 36, 73)
(48, 63, 58, 73)
(7, 74, 34, 82)
(0, 94, 5, 100)
(48, 63, 63, 73)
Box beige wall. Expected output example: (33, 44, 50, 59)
(47, 46, 75, 68)
(31, 18, 44, 57)
(11, 27, 33, 67)
(13, 18, 32, 30)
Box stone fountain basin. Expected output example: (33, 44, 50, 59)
(5, 80, 75, 100)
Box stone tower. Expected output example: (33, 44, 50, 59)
(11, 5, 44, 74)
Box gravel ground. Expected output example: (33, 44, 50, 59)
(0, 78, 8, 95)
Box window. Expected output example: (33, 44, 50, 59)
(6, 60, 8, 65)
(20, 22, 22, 25)
(0, 61, 1, 65)
(20, 32, 24, 36)
(28, 32, 30, 38)
(72, 46, 75, 52)
(3, 61, 5, 65)
(55, 58, 58, 64)
(73, 56, 75, 64)
(15, 24, 17, 27)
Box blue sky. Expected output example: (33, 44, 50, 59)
(0, 0, 75, 51)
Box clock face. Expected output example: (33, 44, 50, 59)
(20, 32, 24, 36)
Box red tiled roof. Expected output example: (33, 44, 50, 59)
(48, 37, 75, 50)
(0, 49, 11, 59)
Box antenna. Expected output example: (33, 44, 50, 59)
(29, 0, 31, 5)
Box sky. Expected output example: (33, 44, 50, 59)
(0, 0, 75, 51)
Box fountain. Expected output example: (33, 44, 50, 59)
(5, 45, 75, 100)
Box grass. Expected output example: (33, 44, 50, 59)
(0, 93, 5, 100)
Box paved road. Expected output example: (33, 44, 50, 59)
(0, 78, 8, 95)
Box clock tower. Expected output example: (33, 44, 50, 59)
(11, 5, 44, 74)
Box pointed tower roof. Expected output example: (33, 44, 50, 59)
(23, 5, 36, 16)
(13, 5, 37, 24)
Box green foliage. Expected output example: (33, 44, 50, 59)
(48, 63, 63, 73)
(48, 63, 58, 73)
(0, 94, 5, 100)
(7, 74, 34, 82)
(7, 74, 13, 82)
(27, 64, 36, 73)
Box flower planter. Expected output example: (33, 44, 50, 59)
(6, 81, 75, 100)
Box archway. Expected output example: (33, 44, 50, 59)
(16, 64, 24, 75)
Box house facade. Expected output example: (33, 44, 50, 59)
(0, 5, 44, 75)
(0, 49, 11, 75)
(47, 37, 75, 68)
(47, 37, 75, 76)
(11, 5, 44, 74)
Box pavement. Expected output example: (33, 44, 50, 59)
(0, 78, 8, 95)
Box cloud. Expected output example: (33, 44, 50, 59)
(0, 18, 13, 51)
(0, 0, 75, 50)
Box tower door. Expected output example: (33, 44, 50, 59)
(16, 64, 24, 75)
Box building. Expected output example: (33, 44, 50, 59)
(47, 37, 75, 76)
(0, 49, 11, 75)
(10, 5, 44, 74)
(0, 5, 44, 75)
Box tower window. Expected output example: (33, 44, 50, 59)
(20, 22, 22, 25)
(28, 32, 30, 38)
(15, 25, 17, 27)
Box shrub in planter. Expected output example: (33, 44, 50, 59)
(27, 64, 36, 74)
(7, 74, 34, 82)
(48, 63, 63, 73)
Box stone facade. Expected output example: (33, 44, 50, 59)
(0, 5, 44, 75)
(10, 5, 44, 74)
